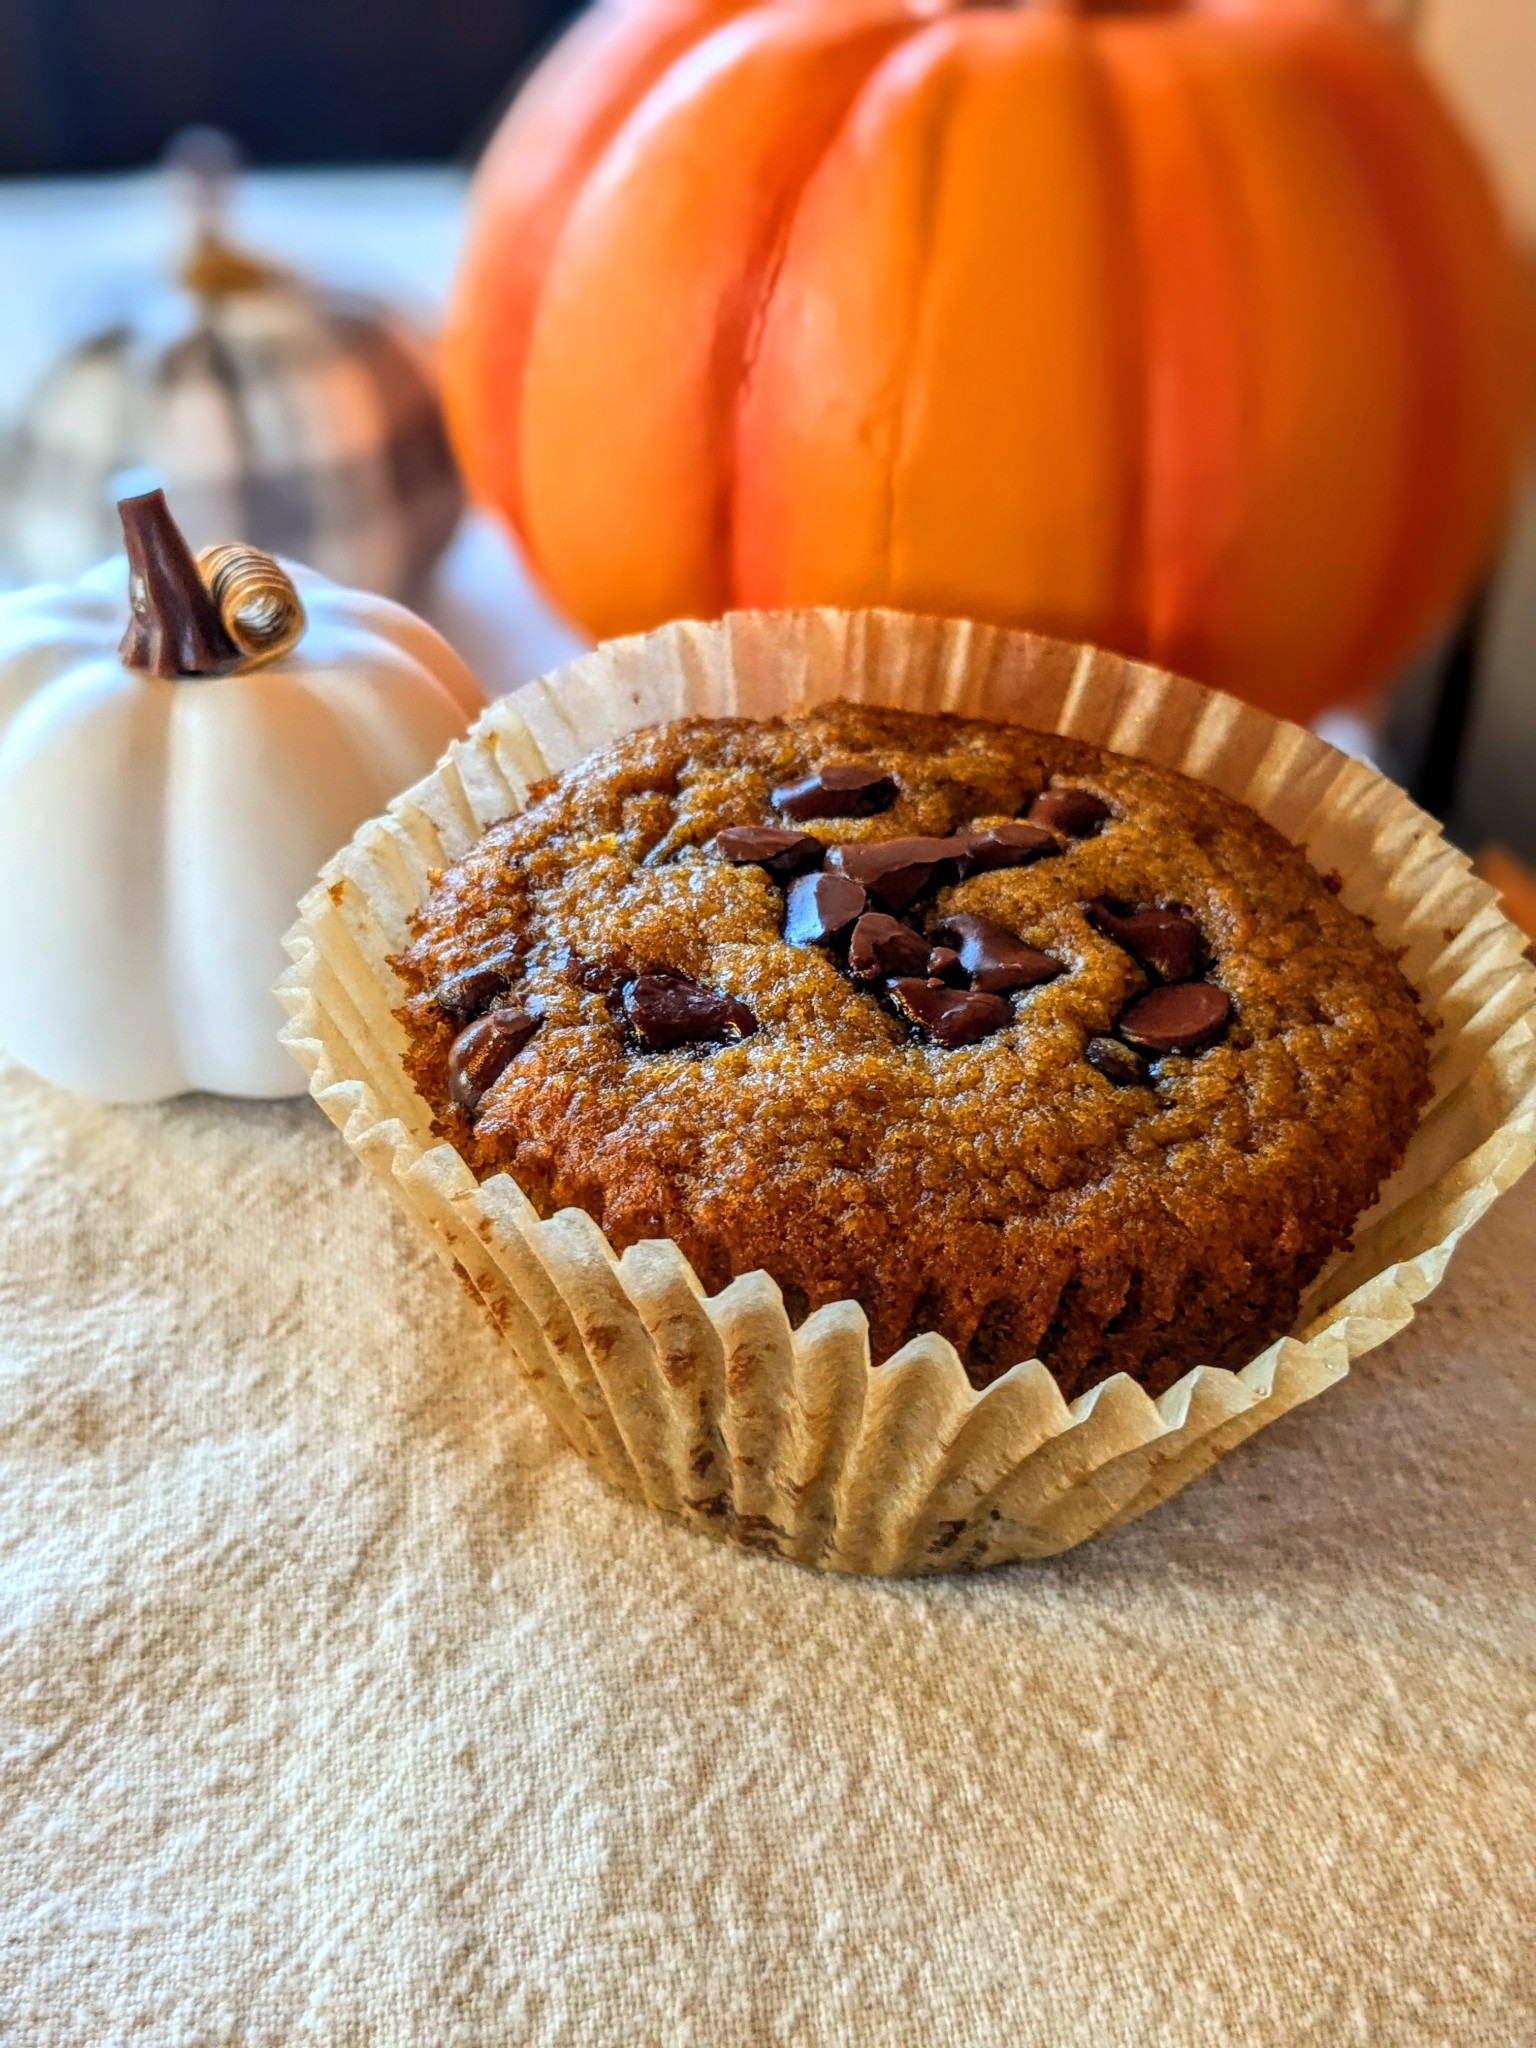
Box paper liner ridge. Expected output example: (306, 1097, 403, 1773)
(276, 609, 1536, 1575)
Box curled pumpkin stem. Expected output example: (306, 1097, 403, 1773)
(118, 489, 241, 678)
(197, 544, 307, 667)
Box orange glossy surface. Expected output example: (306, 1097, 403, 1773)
(443, 0, 754, 534)
(443, 0, 1531, 719)
(521, 10, 907, 634)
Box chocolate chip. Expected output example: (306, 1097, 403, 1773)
(784, 871, 867, 946)
(552, 949, 629, 998)
(1089, 901, 1202, 983)
(952, 823, 1059, 878)
(1085, 1036, 1149, 1087)
(1117, 981, 1231, 1055)
(931, 913, 1064, 995)
(1027, 787, 1111, 837)
(772, 762, 896, 820)
(847, 913, 933, 981)
(712, 826, 824, 879)
(622, 973, 758, 1052)
(889, 979, 1013, 1048)
(826, 836, 959, 913)
(434, 947, 519, 1023)
(448, 1005, 542, 1113)
(926, 945, 964, 984)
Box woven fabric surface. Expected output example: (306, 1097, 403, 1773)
(1, 1052, 1532, 2047)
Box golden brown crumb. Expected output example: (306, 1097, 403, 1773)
(395, 703, 1430, 1399)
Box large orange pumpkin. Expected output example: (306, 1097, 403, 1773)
(444, 0, 1532, 721)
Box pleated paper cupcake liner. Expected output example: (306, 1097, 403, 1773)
(277, 610, 1536, 1575)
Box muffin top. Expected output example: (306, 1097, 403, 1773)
(395, 702, 1430, 1397)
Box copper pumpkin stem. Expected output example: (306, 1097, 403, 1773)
(181, 225, 277, 298)
(197, 543, 307, 666)
(117, 490, 242, 679)
(165, 126, 276, 299)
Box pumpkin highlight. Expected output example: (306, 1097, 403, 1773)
(446, 0, 1532, 720)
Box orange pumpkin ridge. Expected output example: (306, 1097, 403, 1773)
(443, 0, 756, 541)
(1097, 18, 1257, 685)
(519, 10, 909, 636)
(1277, 17, 1528, 701)
(446, 0, 1532, 722)
(733, 20, 968, 619)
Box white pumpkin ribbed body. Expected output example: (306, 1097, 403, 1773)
(0, 558, 483, 1101)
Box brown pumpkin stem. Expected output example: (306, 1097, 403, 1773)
(182, 225, 277, 298)
(117, 490, 243, 678)
(165, 126, 277, 298)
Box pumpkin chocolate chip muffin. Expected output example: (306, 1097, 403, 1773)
(394, 701, 1430, 1401)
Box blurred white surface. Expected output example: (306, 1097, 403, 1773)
(425, 509, 586, 698)
(0, 165, 469, 420)
(1422, 0, 1536, 239)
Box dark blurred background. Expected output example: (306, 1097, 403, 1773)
(0, 0, 581, 171)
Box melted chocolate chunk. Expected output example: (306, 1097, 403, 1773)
(448, 1005, 542, 1113)
(826, 836, 959, 913)
(434, 947, 519, 1023)
(622, 973, 757, 1052)
(952, 823, 1059, 878)
(1089, 901, 1202, 984)
(889, 979, 1013, 1048)
(932, 913, 1063, 995)
(926, 945, 964, 985)
(847, 912, 933, 982)
(1117, 981, 1231, 1055)
(1027, 786, 1111, 837)
(712, 825, 824, 879)
(552, 948, 629, 998)
(785, 871, 867, 946)
(1085, 1035, 1150, 1088)
(772, 762, 897, 820)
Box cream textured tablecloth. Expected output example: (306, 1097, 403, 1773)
(1, 1053, 1532, 2047)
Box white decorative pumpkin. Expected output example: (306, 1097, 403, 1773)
(0, 489, 485, 1102)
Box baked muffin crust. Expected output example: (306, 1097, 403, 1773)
(395, 702, 1430, 1398)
